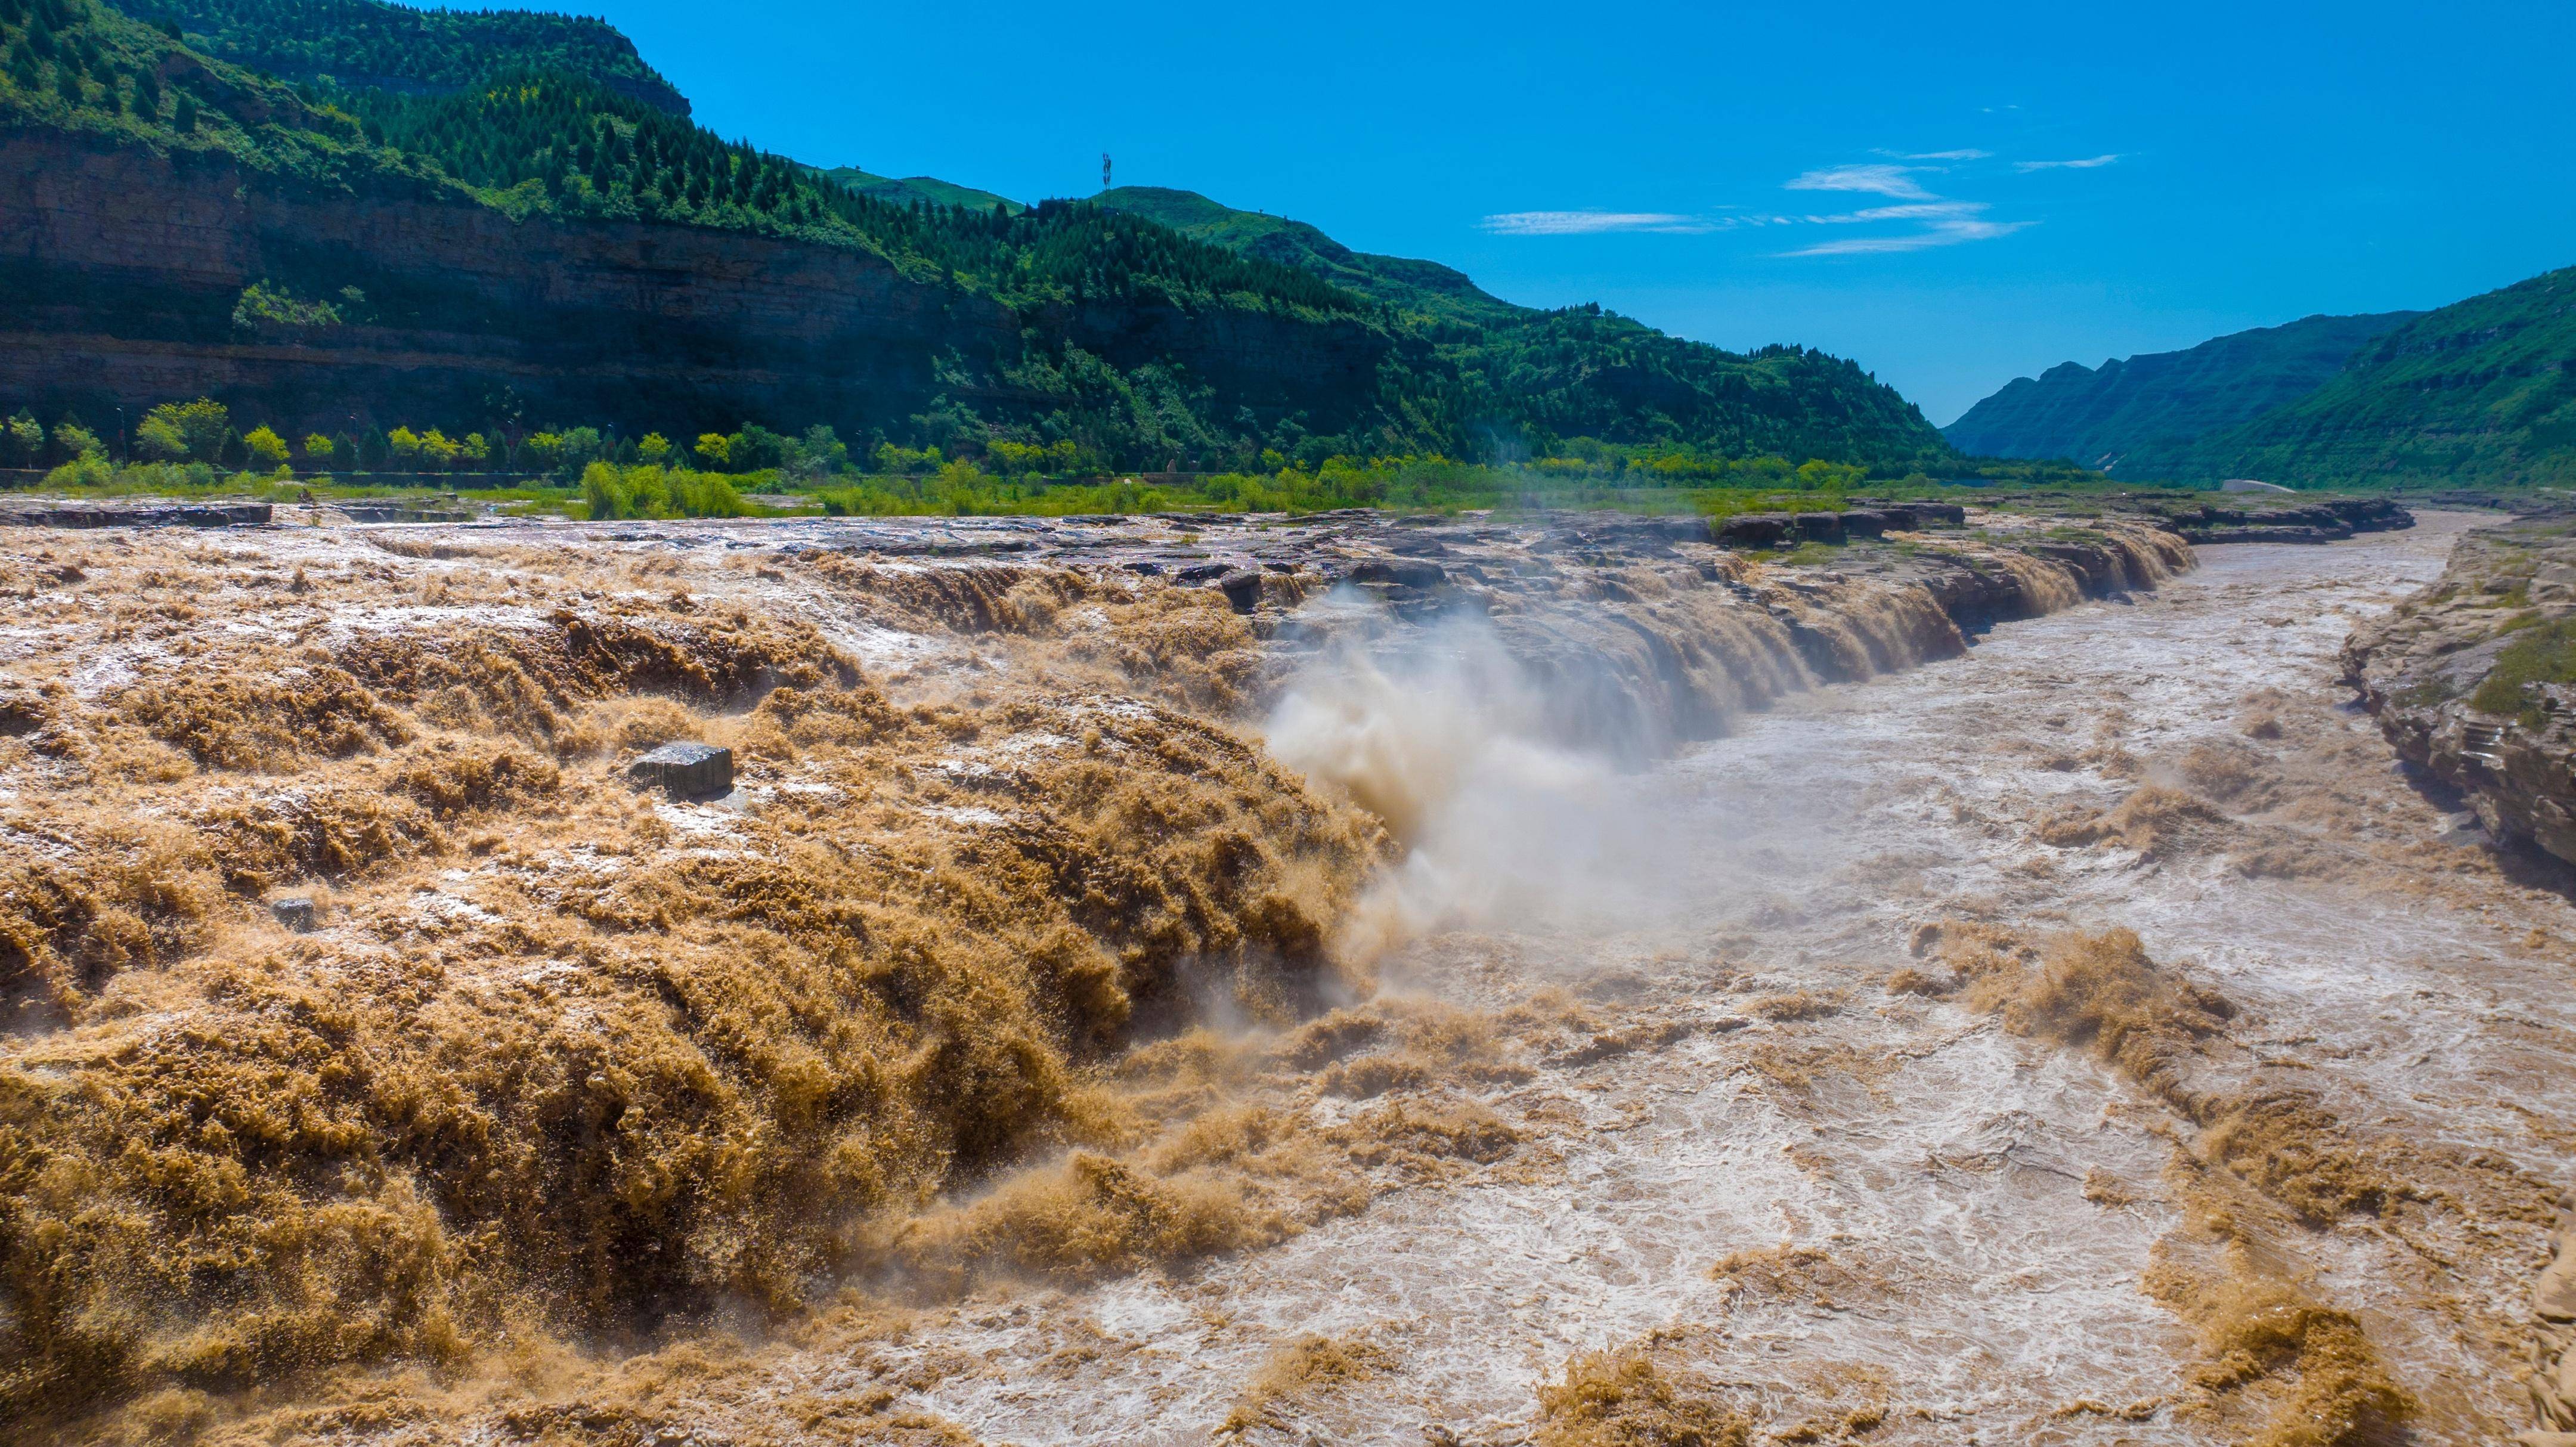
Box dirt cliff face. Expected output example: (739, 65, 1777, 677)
(0, 130, 1391, 438)
(2342, 509, 2576, 865)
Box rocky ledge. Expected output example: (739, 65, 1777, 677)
(0, 498, 274, 528)
(527, 498, 2205, 764)
(2150, 495, 2416, 545)
(2342, 509, 2576, 866)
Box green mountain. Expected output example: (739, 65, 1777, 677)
(1097, 185, 1522, 326)
(1943, 310, 2419, 472)
(112, 0, 691, 113)
(818, 165, 1021, 215)
(1092, 185, 1948, 464)
(2182, 265, 2576, 488)
(323, 70, 1358, 322)
(1, 0, 1954, 473)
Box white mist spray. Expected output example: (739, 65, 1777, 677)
(1263, 593, 1690, 966)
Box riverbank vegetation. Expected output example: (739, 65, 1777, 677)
(14, 408, 2115, 522)
(14, 450, 2135, 523)
(7, 396, 2100, 518)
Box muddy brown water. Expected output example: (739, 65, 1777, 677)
(12, 512, 2557, 1444)
(721, 512, 2576, 1445)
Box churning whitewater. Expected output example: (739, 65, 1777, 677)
(785, 513, 2575, 1445)
(2, 508, 2565, 1447)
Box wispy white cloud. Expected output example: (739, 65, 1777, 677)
(1479, 210, 1717, 236)
(1808, 200, 1988, 224)
(1782, 163, 1936, 200)
(1782, 218, 2033, 256)
(1769, 142, 2119, 256)
(1484, 143, 2109, 254)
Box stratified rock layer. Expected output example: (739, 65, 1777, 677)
(0, 130, 1389, 441)
(2343, 510, 2576, 865)
(2145, 494, 2415, 546)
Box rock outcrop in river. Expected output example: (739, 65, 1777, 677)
(2343, 507, 2576, 866)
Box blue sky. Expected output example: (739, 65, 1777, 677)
(472, 0, 2571, 425)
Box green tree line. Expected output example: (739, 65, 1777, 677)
(330, 69, 1366, 319)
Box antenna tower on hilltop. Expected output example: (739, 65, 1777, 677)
(1102, 153, 1111, 191)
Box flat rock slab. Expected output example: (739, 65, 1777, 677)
(628, 742, 733, 799)
(1, 501, 273, 528)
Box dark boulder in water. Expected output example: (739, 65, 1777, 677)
(629, 741, 734, 800)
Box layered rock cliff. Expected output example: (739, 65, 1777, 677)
(0, 128, 1394, 439)
(2343, 510, 2576, 866)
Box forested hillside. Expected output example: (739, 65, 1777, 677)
(337, 72, 1362, 319)
(1943, 311, 2419, 471)
(1098, 185, 1523, 326)
(1097, 186, 1950, 465)
(2185, 265, 2576, 488)
(1, 0, 419, 179)
(820, 165, 1022, 215)
(112, 0, 689, 113)
(4, 0, 1957, 473)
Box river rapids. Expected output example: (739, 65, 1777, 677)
(776, 513, 2576, 1445)
(2, 509, 2567, 1447)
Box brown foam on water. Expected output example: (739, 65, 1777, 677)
(786, 553, 1280, 714)
(1218, 1330, 1398, 1438)
(1532, 1343, 1753, 1447)
(0, 513, 2359, 1445)
(2030, 786, 2233, 858)
(0, 532, 1385, 1441)
(1924, 923, 2419, 1445)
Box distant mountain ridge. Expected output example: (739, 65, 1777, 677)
(1093, 185, 1947, 461)
(2190, 264, 2576, 488)
(1950, 263, 2576, 489)
(1943, 311, 2420, 471)
(815, 180, 1543, 326)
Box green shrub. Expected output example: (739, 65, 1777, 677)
(2469, 618, 2576, 727)
(231, 281, 344, 329)
(44, 453, 115, 488)
(135, 398, 230, 463)
(579, 461, 747, 519)
(242, 426, 292, 468)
